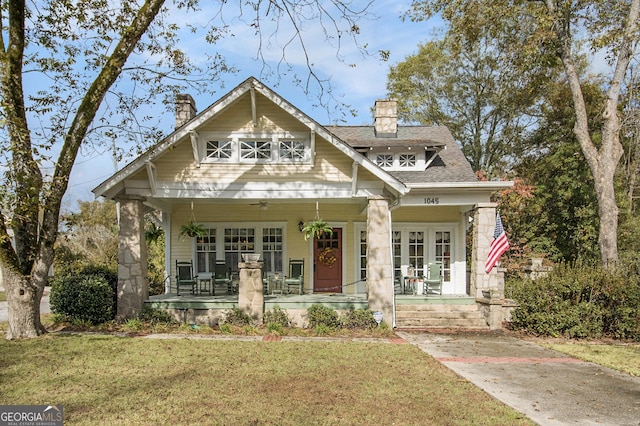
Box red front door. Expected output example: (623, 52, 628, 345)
(313, 228, 342, 293)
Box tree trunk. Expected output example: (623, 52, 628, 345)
(594, 168, 620, 264)
(3, 267, 47, 339)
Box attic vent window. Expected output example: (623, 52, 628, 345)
(240, 140, 271, 160)
(376, 154, 393, 168)
(399, 154, 416, 167)
(206, 140, 233, 159)
(279, 140, 306, 160)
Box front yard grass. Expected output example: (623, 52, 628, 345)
(0, 333, 534, 425)
(541, 341, 640, 376)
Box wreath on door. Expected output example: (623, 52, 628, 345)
(318, 247, 337, 268)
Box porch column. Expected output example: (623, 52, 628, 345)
(471, 204, 507, 329)
(238, 261, 264, 323)
(365, 196, 394, 327)
(115, 194, 148, 319)
(470, 203, 497, 299)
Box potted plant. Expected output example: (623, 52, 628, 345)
(302, 219, 333, 241)
(179, 219, 206, 240)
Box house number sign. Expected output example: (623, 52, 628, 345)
(424, 197, 440, 205)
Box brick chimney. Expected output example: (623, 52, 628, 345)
(374, 99, 398, 138)
(175, 94, 196, 129)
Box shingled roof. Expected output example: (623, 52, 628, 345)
(328, 125, 477, 184)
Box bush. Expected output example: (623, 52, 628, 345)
(50, 274, 115, 324)
(264, 305, 291, 328)
(305, 304, 340, 329)
(75, 265, 118, 315)
(341, 308, 377, 330)
(509, 260, 640, 340)
(220, 308, 254, 327)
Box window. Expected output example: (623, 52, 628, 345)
(359, 230, 367, 281)
(262, 227, 283, 273)
(224, 228, 255, 272)
(195, 229, 216, 273)
(399, 154, 416, 167)
(392, 230, 402, 285)
(201, 132, 311, 164)
(206, 140, 232, 160)
(408, 231, 425, 275)
(376, 154, 393, 168)
(279, 140, 307, 161)
(240, 140, 271, 160)
(435, 231, 451, 281)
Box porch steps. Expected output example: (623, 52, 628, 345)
(395, 303, 489, 330)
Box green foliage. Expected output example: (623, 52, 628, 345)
(508, 80, 602, 264)
(263, 305, 291, 328)
(340, 308, 377, 330)
(50, 274, 115, 325)
(220, 308, 254, 327)
(140, 307, 177, 325)
(302, 219, 333, 241)
(55, 200, 119, 275)
(509, 260, 640, 340)
(305, 304, 340, 329)
(179, 220, 206, 240)
(146, 225, 166, 296)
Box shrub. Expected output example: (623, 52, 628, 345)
(75, 265, 118, 315)
(509, 260, 640, 340)
(220, 308, 254, 327)
(50, 274, 115, 324)
(341, 308, 377, 330)
(140, 307, 177, 325)
(264, 305, 291, 328)
(305, 304, 340, 329)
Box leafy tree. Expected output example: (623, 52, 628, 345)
(0, 0, 376, 339)
(407, 0, 640, 264)
(507, 80, 604, 263)
(387, 34, 557, 176)
(55, 200, 119, 275)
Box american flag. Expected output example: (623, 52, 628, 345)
(485, 211, 510, 273)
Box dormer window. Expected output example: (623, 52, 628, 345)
(376, 154, 393, 168)
(399, 154, 416, 167)
(370, 150, 427, 171)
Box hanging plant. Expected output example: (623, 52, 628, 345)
(302, 219, 333, 241)
(302, 201, 333, 241)
(179, 202, 206, 240)
(179, 219, 206, 240)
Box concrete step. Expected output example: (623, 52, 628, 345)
(395, 303, 489, 330)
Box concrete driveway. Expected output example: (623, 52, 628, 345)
(397, 331, 640, 426)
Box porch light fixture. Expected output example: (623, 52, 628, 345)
(298, 221, 304, 233)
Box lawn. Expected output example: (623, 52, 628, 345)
(541, 341, 640, 376)
(0, 333, 534, 425)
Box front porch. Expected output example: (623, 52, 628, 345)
(145, 292, 496, 330)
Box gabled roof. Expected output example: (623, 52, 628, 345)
(329, 126, 477, 184)
(93, 77, 408, 198)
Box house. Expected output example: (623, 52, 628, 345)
(93, 77, 513, 329)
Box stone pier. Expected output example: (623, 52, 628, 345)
(115, 194, 148, 319)
(365, 196, 394, 327)
(238, 261, 264, 323)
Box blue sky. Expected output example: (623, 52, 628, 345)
(62, 0, 442, 207)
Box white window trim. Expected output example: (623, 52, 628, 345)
(190, 222, 288, 271)
(200, 131, 312, 165)
(354, 222, 458, 287)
